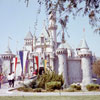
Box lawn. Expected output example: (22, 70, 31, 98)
(0, 96, 100, 100)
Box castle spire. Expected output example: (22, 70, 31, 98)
(24, 30, 33, 40)
(81, 38, 89, 49)
(5, 37, 12, 54)
(62, 28, 65, 43)
(48, 9, 57, 50)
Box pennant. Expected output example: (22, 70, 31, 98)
(35, 56, 39, 73)
(25, 60, 28, 73)
(19, 51, 23, 74)
(23, 51, 28, 74)
(44, 60, 47, 72)
(15, 57, 17, 72)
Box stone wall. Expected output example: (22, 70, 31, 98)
(67, 58, 82, 84)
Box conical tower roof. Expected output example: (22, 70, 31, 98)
(24, 31, 33, 40)
(77, 38, 89, 49)
(58, 41, 72, 50)
(40, 21, 48, 38)
(81, 39, 89, 49)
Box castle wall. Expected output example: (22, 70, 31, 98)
(2, 60, 10, 75)
(25, 45, 32, 52)
(67, 58, 82, 84)
(54, 56, 58, 73)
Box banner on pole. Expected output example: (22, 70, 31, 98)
(15, 57, 17, 72)
(44, 60, 47, 72)
(35, 56, 39, 72)
(23, 51, 28, 74)
(19, 51, 23, 74)
(25, 60, 28, 73)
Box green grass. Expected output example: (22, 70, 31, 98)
(0, 96, 100, 100)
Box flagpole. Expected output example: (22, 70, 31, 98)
(8, 37, 9, 48)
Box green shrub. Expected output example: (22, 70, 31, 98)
(86, 84, 100, 91)
(45, 81, 61, 91)
(17, 87, 33, 92)
(66, 88, 75, 92)
(37, 71, 64, 89)
(33, 88, 42, 92)
(70, 84, 81, 90)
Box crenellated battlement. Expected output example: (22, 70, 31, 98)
(78, 51, 92, 57)
(56, 48, 67, 55)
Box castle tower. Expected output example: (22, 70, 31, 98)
(78, 39, 92, 87)
(1, 45, 15, 75)
(50, 52, 55, 71)
(24, 31, 33, 52)
(56, 44, 68, 86)
(48, 10, 57, 50)
(33, 34, 36, 51)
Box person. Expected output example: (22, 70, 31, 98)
(7, 73, 12, 87)
(11, 72, 15, 87)
(0, 73, 3, 89)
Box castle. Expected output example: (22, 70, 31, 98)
(0, 10, 95, 87)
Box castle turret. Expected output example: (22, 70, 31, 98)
(78, 39, 92, 88)
(24, 31, 33, 52)
(48, 10, 57, 50)
(1, 45, 15, 74)
(50, 52, 55, 71)
(56, 43, 68, 86)
(33, 34, 36, 51)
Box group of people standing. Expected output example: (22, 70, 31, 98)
(7, 72, 15, 88)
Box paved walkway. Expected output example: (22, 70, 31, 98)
(0, 81, 100, 96)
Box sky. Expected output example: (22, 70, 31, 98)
(0, 0, 100, 57)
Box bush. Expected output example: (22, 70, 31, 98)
(45, 81, 61, 91)
(65, 88, 75, 92)
(70, 84, 81, 90)
(17, 87, 33, 92)
(86, 84, 100, 91)
(37, 71, 64, 89)
(33, 88, 42, 92)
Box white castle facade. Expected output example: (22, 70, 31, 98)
(0, 10, 95, 87)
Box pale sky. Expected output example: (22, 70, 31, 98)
(0, 0, 100, 57)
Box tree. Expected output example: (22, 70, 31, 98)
(24, 0, 100, 34)
(93, 60, 100, 77)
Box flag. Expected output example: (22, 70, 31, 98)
(23, 51, 28, 74)
(44, 60, 47, 72)
(25, 60, 28, 73)
(15, 57, 17, 72)
(13, 57, 17, 73)
(35, 56, 39, 73)
(19, 51, 23, 74)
